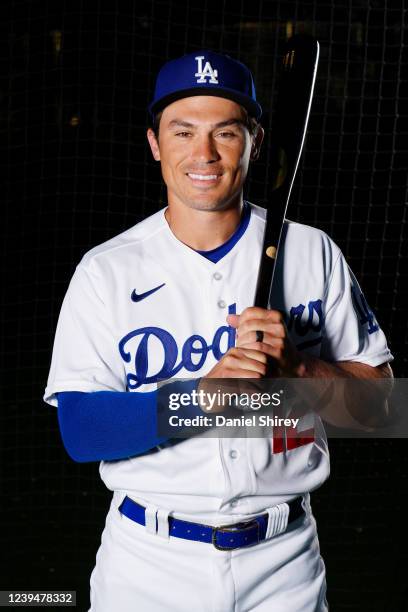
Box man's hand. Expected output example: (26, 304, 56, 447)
(201, 307, 394, 429)
(204, 346, 268, 379)
(203, 306, 305, 380)
(227, 307, 305, 377)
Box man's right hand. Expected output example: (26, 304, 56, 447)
(197, 347, 268, 413)
(204, 347, 268, 379)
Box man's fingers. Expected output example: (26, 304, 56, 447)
(227, 309, 285, 330)
(237, 321, 286, 339)
(238, 307, 284, 324)
(234, 342, 305, 374)
(238, 348, 268, 364)
(226, 313, 240, 328)
(236, 335, 285, 350)
(222, 348, 268, 375)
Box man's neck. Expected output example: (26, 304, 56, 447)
(164, 200, 244, 251)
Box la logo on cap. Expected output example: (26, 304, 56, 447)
(194, 56, 219, 84)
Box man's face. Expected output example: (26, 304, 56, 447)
(147, 96, 262, 212)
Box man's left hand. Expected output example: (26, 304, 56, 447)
(227, 307, 306, 378)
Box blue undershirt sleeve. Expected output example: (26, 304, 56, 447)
(57, 380, 200, 463)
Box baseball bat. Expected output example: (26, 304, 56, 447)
(254, 34, 320, 313)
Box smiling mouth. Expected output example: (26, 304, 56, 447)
(186, 173, 222, 184)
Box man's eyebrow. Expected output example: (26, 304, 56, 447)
(167, 118, 245, 129)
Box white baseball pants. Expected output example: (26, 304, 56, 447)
(89, 492, 328, 612)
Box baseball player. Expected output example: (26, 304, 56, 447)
(44, 50, 393, 611)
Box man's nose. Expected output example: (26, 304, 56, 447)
(191, 135, 220, 163)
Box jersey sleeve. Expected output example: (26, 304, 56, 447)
(320, 251, 393, 367)
(43, 263, 126, 407)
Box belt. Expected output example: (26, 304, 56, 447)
(118, 496, 305, 551)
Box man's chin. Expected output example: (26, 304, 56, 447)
(182, 193, 237, 212)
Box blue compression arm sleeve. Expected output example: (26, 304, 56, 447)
(57, 380, 199, 463)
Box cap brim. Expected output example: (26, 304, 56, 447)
(149, 87, 262, 121)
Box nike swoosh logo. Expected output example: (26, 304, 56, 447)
(131, 283, 166, 302)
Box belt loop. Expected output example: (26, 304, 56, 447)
(156, 508, 170, 540)
(145, 504, 158, 535)
(265, 502, 289, 539)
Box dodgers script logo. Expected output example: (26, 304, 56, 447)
(118, 299, 326, 389)
(195, 56, 219, 83)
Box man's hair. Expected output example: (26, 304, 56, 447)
(151, 106, 261, 140)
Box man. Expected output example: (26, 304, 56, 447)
(44, 50, 393, 611)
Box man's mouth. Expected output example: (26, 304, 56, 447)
(186, 173, 222, 184)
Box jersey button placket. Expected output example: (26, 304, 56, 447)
(223, 438, 254, 502)
(210, 269, 229, 312)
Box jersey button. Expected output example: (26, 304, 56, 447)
(218, 299, 226, 308)
(213, 272, 222, 281)
(229, 449, 239, 459)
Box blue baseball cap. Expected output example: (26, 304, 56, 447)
(149, 50, 262, 121)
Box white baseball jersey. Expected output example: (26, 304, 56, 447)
(44, 202, 393, 524)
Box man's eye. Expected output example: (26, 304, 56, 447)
(217, 131, 237, 138)
(175, 132, 191, 137)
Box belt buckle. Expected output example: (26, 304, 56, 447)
(212, 519, 260, 551)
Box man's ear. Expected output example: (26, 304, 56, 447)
(147, 128, 161, 161)
(250, 126, 265, 161)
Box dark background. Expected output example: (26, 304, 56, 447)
(1, 1, 407, 610)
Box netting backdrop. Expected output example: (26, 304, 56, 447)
(1, 1, 407, 610)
